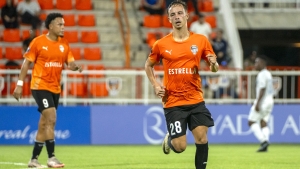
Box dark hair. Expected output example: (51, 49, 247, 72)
(167, 0, 188, 14)
(45, 13, 63, 29)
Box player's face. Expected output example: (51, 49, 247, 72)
(168, 5, 188, 29)
(254, 58, 263, 71)
(49, 17, 65, 37)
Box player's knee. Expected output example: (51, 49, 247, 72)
(172, 141, 186, 153)
(260, 120, 267, 127)
(195, 137, 208, 144)
(42, 108, 57, 126)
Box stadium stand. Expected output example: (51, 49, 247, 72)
(5, 47, 23, 60)
(56, 0, 73, 10)
(38, 0, 54, 10)
(63, 14, 76, 26)
(83, 47, 101, 60)
(64, 30, 79, 43)
(75, 0, 92, 10)
(78, 14, 95, 26)
(70, 47, 82, 60)
(3, 29, 21, 42)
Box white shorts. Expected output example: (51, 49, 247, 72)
(248, 101, 274, 122)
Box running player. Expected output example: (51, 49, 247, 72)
(13, 13, 82, 168)
(248, 55, 274, 152)
(145, 1, 218, 169)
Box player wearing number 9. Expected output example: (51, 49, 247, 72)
(13, 13, 82, 168)
(145, 1, 218, 169)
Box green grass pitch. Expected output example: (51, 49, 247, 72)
(0, 144, 299, 169)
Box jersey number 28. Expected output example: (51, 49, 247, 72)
(170, 121, 182, 136)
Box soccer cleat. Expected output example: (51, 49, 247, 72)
(47, 156, 65, 168)
(28, 159, 45, 168)
(257, 141, 269, 152)
(162, 133, 170, 154)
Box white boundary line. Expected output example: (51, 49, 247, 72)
(0, 161, 47, 168)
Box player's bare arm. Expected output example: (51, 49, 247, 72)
(255, 88, 266, 112)
(13, 59, 32, 101)
(67, 61, 83, 73)
(206, 54, 219, 72)
(145, 58, 165, 98)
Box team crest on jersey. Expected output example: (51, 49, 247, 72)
(190, 45, 198, 55)
(59, 45, 64, 52)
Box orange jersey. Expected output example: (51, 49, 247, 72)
(148, 32, 215, 108)
(24, 34, 74, 94)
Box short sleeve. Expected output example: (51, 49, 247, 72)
(24, 38, 38, 62)
(201, 38, 215, 62)
(148, 40, 161, 64)
(67, 48, 75, 63)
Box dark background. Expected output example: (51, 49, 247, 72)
(239, 29, 300, 66)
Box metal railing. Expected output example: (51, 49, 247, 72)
(0, 69, 299, 105)
(231, 0, 300, 10)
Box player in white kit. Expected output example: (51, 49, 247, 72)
(248, 55, 274, 152)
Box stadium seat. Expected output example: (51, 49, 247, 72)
(63, 30, 79, 43)
(56, 0, 73, 10)
(205, 15, 217, 28)
(3, 29, 21, 42)
(78, 14, 95, 26)
(22, 76, 31, 97)
(75, 0, 92, 10)
(22, 29, 40, 40)
(42, 29, 48, 34)
(201, 0, 214, 12)
(39, 13, 47, 21)
(0, 47, 2, 59)
(87, 65, 108, 97)
(87, 64, 105, 78)
(5, 47, 23, 60)
(83, 47, 101, 60)
(63, 14, 76, 26)
(68, 74, 87, 97)
(0, 0, 6, 8)
(162, 15, 172, 28)
(70, 47, 81, 60)
(81, 31, 98, 43)
(89, 82, 108, 97)
(147, 32, 163, 47)
(143, 15, 162, 28)
(38, 0, 54, 10)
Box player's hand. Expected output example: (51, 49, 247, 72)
(74, 65, 83, 73)
(154, 85, 165, 98)
(207, 54, 217, 65)
(13, 86, 23, 102)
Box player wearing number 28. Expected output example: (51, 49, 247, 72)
(144, 1, 219, 169)
(13, 13, 82, 168)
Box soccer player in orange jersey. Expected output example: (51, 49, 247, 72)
(13, 13, 82, 168)
(145, 1, 218, 169)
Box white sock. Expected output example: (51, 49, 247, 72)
(262, 126, 270, 142)
(250, 123, 265, 143)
